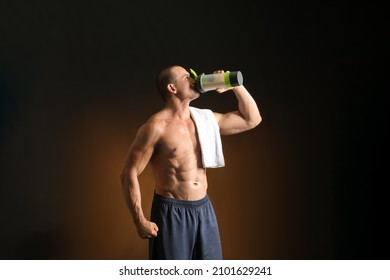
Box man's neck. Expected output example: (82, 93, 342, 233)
(165, 99, 192, 120)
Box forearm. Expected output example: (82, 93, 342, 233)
(120, 170, 146, 224)
(233, 85, 262, 127)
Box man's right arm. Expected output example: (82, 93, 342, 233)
(120, 121, 160, 239)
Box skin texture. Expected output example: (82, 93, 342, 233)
(120, 66, 261, 239)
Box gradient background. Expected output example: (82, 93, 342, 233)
(0, 1, 387, 259)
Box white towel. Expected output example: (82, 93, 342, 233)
(189, 106, 225, 168)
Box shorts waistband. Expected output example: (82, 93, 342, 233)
(153, 193, 210, 208)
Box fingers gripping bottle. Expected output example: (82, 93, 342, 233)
(190, 68, 244, 93)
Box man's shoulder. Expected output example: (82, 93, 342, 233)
(147, 110, 169, 123)
(140, 111, 168, 132)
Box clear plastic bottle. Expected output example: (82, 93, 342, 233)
(190, 69, 244, 93)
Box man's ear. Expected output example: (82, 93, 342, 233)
(167, 83, 176, 94)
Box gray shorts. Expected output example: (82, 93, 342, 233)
(149, 193, 222, 260)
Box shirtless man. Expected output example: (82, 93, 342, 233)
(120, 65, 261, 259)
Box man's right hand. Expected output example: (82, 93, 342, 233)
(136, 218, 159, 239)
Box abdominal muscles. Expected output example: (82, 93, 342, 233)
(151, 144, 207, 200)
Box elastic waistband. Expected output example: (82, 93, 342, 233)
(153, 193, 210, 208)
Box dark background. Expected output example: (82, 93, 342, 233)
(0, 1, 388, 259)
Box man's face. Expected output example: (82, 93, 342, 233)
(172, 66, 200, 100)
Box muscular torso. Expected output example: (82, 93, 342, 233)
(150, 115, 207, 200)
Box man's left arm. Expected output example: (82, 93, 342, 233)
(214, 85, 262, 135)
